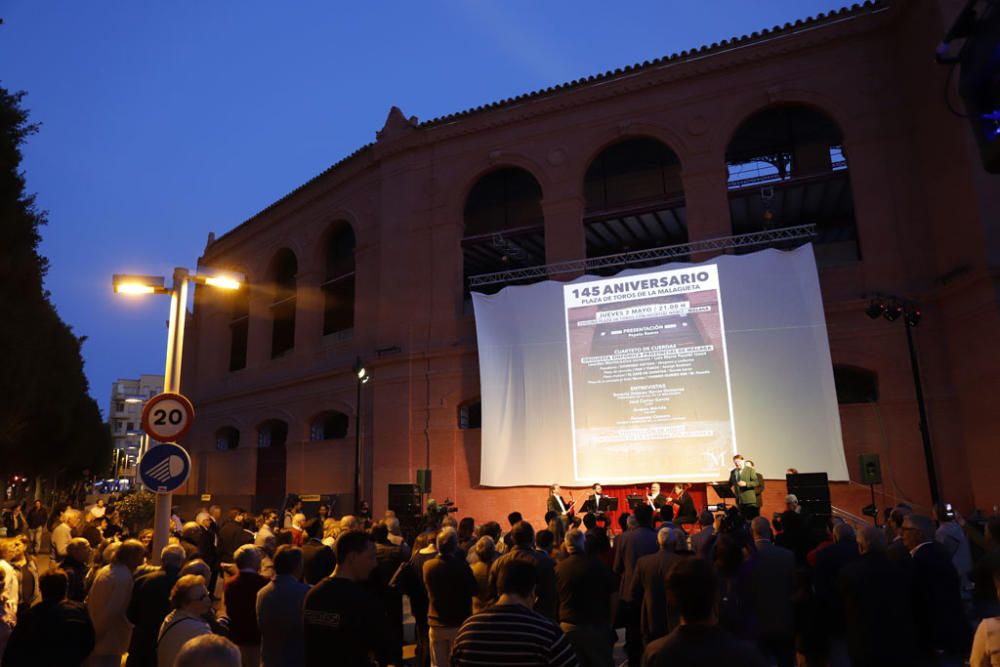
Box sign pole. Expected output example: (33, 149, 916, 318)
(151, 268, 189, 565)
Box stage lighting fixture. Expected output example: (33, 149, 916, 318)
(905, 307, 923, 327)
(865, 300, 884, 319)
(883, 302, 903, 322)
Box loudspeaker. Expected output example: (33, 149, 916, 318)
(858, 453, 882, 485)
(388, 484, 422, 517)
(786, 472, 831, 519)
(416, 468, 432, 494)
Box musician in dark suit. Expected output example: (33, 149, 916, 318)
(547, 484, 574, 521)
(587, 483, 612, 515)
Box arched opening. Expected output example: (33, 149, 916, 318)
(583, 137, 687, 271)
(227, 281, 250, 371)
(458, 399, 482, 430)
(322, 222, 356, 336)
(255, 419, 288, 501)
(726, 105, 859, 265)
(214, 426, 240, 451)
(269, 249, 298, 358)
(833, 365, 879, 404)
(463, 167, 545, 295)
(310, 410, 349, 441)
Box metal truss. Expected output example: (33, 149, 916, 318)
(468, 224, 817, 287)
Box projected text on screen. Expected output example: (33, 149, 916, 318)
(563, 264, 737, 481)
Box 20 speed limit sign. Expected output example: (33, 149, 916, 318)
(142, 393, 196, 442)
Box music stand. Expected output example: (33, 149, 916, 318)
(626, 495, 647, 511)
(711, 483, 736, 509)
(580, 499, 595, 514)
(605, 497, 619, 512)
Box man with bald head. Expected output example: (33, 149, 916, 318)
(839, 526, 916, 667)
(902, 514, 971, 663)
(631, 525, 688, 650)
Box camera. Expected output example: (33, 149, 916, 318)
(426, 498, 459, 517)
(944, 503, 955, 520)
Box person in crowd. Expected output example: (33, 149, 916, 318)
(810, 522, 860, 664)
(283, 498, 302, 529)
(457, 517, 477, 553)
(583, 513, 613, 567)
(689, 511, 716, 557)
(370, 523, 406, 666)
(631, 526, 686, 652)
(196, 510, 222, 594)
(886, 505, 913, 565)
(903, 513, 972, 664)
(970, 557, 1000, 666)
(642, 557, 768, 667)
(394, 524, 438, 667)
(746, 517, 795, 667)
(104, 511, 125, 541)
(81, 514, 106, 548)
(555, 528, 616, 667)
(255, 509, 279, 550)
(935, 503, 974, 604)
(219, 508, 254, 565)
(90, 499, 107, 520)
(135, 529, 155, 565)
(774, 496, 813, 565)
(301, 519, 336, 585)
(0, 536, 39, 620)
(175, 634, 243, 667)
(51, 508, 81, 562)
(303, 530, 387, 667)
(1, 569, 95, 667)
(315, 503, 330, 522)
(838, 525, 917, 667)
(614, 504, 659, 667)
(385, 515, 410, 556)
(452, 558, 578, 667)
(712, 531, 753, 642)
(0, 561, 11, 662)
(25, 500, 46, 556)
(536, 529, 557, 562)
(63, 538, 92, 603)
(156, 575, 214, 667)
(744, 460, 765, 514)
(170, 506, 184, 535)
(970, 516, 1000, 619)
(224, 544, 269, 667)
(423, 527, 478, 666)
(469, 536, 497, 613)
(86, 539, 146, 667)
(289, 513, 306, 547)
(257, 545, 310, 667)
(489, 521, 558, 621)
(729, 454, 760, 520)
(126, 544, 186, 667)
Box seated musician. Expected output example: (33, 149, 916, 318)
(647, 482, 667, 510)
(668, 483, 698, 525)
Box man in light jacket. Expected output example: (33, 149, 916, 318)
(86, 539, 146, 667)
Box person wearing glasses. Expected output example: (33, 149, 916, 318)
(157, 575, 214, 667)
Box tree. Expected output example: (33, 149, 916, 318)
(0, 86, 110, 485)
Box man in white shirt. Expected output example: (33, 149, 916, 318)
(51, 508, 81, 562)
(86, 540, 146, 667)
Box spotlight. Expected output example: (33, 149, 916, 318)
(905, 307, 922, 327)
(883, 302, 903, 322)
(865, 300, 884, 320)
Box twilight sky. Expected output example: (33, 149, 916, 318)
(1, 1, 855, 414)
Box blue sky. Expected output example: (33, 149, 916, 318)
(0, 1, 856, 413)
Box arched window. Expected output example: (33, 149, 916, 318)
(310, 411, 349, 441)
(269, 249, 297, 358)
(322, 222, 356, 336)
(726, 105, 859, 265)
(215, 426, 240, 451)
(458, 399, 482, 430)
(228, 281, 249, 371)
(258, 419, 289, 448)
(463, 167, 545, 295)
(583, 138, 687, 268)
(833, 365, 879, 404)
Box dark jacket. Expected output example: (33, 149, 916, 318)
(746, 540, 795, 640)
(631, 549, 687, 642)
(423, 553, 478, 627)
(839, 550, 917, 667)
(2, 600, 95, 667)
(218, 519, 253, 563)
(488, 546, 559, 621)
(613, 526, 659, 602)
(126, 566, 182, 667)
(909, 541, 972, 655)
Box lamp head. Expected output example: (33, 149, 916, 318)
(112, 274, 167, 295)
(865, 300, 884, 320)
(194, 267, 245, 291)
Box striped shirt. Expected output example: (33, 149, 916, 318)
(450, 603, 579, 667)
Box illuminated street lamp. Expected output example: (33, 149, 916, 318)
(354, 357, 371, 514)
(112, 266, 244, 563)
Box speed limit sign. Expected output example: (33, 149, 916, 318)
(142, 393, 195, 442)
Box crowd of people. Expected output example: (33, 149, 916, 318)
(0, 484, 998, 667)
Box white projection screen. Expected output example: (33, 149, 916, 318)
(472, 245, 849, 486)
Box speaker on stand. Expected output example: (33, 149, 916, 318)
(859, 453, 882, 525)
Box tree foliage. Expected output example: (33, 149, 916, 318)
(0, 86, 110, 481)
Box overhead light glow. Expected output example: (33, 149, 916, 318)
(114, 283, 157, 295)
(204, 275, 242, 290)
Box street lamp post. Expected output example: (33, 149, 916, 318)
(353, 358, 371, 514)
(113, 266, 243, 563)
